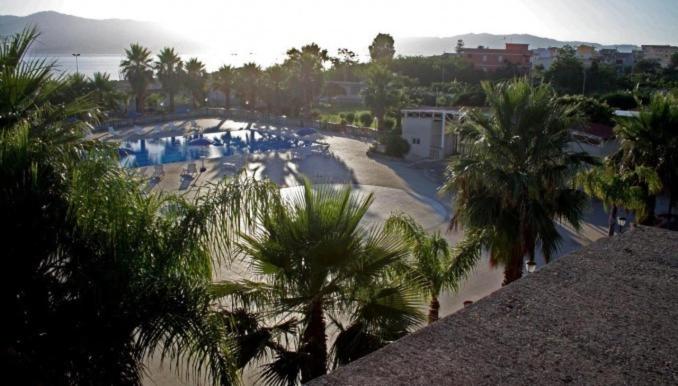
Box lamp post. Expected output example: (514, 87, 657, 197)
(525, 260, 537, 274)
(617, 216, 628, 234)
(72, 53, 81, 75)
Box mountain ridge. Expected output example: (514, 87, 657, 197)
(1, 11, 640, 57)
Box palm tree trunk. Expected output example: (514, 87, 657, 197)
(503, 241, 525, 286)
(428, 296, 440, 324)
(608, 205, 618, 237)
(641, 194, 656, 226)
(300, 300, 327, 383)
(136, 93, 144, 114)
(223, 88, 230, 110)
(376, 112, 385, 131)
(169, 90, 175, 113)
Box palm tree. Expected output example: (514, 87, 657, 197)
(89, 72, 124, 112)
(284, 44, 328, 116)
(612, 93, 678, 223)
(363, 64, 401, 130)
(442, 79, 594, 285)
(577, 164, 661, 236)
(236, 62, 262, 111)
(385, 214, 475, 324)
(261, 64, 287, 115)
(2, 27, 274, 385)
(213, 65, 235, 110)
(217, 181, 422, 384)
(185, 57, 207, 108)
(120, 43, 153, 114)
(154, 47, 183, 112)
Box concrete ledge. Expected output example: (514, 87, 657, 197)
(310, 226, 678, 385)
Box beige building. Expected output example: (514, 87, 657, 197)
(641, 45, 678, 68)
(401, 108, 462, 160)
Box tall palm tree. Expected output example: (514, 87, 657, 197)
(185, 57, 207, 108)
(612, 93, 678, 223)
(214, 64, 234, 110)
(284, 44, 328, 116)
(1, 27, 274, 385)
(577, 164, 661, 236)
(120, 43, 153, 114)
(154, 47, 183, 112)
(217, 181, 422, 384)
(385, 213, 475, 324)
(236, 62, 262, 111)
(442, 79, 594, 285)
(363, 64, 401, 130)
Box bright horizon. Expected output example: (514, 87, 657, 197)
(3, 0, 678, 51)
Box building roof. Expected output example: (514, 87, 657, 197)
(402, 107, 462, 115)
(576, 123, 615, 140)
(310, 226, 678, 385)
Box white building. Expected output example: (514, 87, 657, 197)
(401, 108, 462, 160)
(530, 47, 559, 70)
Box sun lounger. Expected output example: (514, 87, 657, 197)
(151, 164, 165, 181)
(182, 162, 198, 178)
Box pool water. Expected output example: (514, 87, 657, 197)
(119, 129, 312, 167)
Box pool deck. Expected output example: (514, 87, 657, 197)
(112, 118, 614, 386)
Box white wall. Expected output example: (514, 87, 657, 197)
(402, 116, 435, 159)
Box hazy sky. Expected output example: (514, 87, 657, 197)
(3, 0, 678, 49)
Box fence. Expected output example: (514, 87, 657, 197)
(98, 108, 378, 140)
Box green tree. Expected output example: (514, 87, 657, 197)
(217, 181, 422, 384)
(89, 72, 124, 113)
(260, 64, 288, 114)
(545, 45, 584, 95)
(214, 64, 235, 110)
(369, 33, 396, 62)
(332, 48, 358, 81)
(455, 39, 465, 53)
(577, 164, 661, 236)
(442, 79, 594, 285)
(185, 57, 207, 108)
(1, 27, 272, 385)
(363, 64, 401, 130)
(236, 62, 262, 110)
(385, 214, 475, 324)
(285, 43, 329, 116)
(120, 43, 154, 114)
(612, 92, 678, 222)
(154, 47, 183, 112)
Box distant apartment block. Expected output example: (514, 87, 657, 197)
(641, 45, 678, 68)
(597, 48, 636, 73)
(576, 44, 596, 67)
(530, 47, 559, 70)
(459, 43, 531, 72)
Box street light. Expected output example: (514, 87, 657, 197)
(72, 53, 81, 75)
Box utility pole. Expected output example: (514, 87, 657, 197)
(72, 53, 81, 75)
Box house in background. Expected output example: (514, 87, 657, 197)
(641, 45, 678, 68)
(459, 43, 531, 72)
(401, 108, 462, 160)
(576, 44, 597, 67)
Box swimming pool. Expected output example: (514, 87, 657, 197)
(119, 129, 312, 167)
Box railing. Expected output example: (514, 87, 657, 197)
(97, 108, 378, 140)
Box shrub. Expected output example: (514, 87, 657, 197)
(359, 112, 374, 127)
(601, 92, 638, 110)
(382, 117, 396, 130)
(345, 112, 355, 124)
(382, 131, 410, 157)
